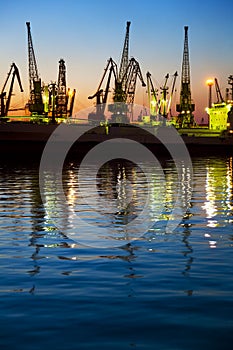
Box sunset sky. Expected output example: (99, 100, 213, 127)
(1, 0, 233, 122)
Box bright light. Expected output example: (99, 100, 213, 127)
(206, 79, 214, 86)
(68, 89, 74, 97)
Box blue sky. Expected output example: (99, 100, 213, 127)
(1, 0, 233, 120)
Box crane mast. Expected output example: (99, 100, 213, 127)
(176, 26, 195, 127)
(145, 71, 178, 124)
(26, 22, 43, 114)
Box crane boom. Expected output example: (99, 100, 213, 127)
(125, 57, 146, 104)
(1, 64, 14, 94)
(118, 21, 130, 85)
(214, 78, 224, 103)
(26, 22, 39, 92)
(146, 71, 158, 117)
(88, 58, 117, 121)
(167, 71, 178, 116)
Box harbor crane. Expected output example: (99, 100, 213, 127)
(158, 73, 169, 118)
(56, 58, 67, 117)
(121, 57, 146, 105)
(88, 57, 117, 122)
(111, 56, 146, 123)
(55, 58, 76, 118)
(111, 21, 146, 122)
(89, 56, 145, 123)
(0, 63, 23, 118)
(146, 71, 158, 119)
(146, 71, 178, 122)
(89, 21, 146, 123)
(26, 22, 44, 114)
(176, 26, 195, 127)
(206, 78, 224, 107)
(166, 71, 178, 117)
(44, 59, 76, 122)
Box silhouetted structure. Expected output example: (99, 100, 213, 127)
(176, 26, 195, 127)
(26, 22, 44, 114)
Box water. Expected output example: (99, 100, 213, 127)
(1, 155, 233, 350)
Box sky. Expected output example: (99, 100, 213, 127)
(1, 0, 233, 122)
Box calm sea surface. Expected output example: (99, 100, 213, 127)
(0, 155, 233, 350)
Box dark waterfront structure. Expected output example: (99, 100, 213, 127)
(176, 26, 195, 128)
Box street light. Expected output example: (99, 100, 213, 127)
(206, 79, 214, 108)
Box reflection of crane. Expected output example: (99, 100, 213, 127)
(176, 26, 195, 127)
(26, 22, 44, 114)
(0, 63, 23, 117)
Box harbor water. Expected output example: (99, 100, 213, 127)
(0, 155, 233, 349)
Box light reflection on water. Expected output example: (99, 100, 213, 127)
(0, 156, 233, 349)
(40, 158, 192, 247)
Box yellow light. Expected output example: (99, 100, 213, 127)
(68, 89, 74, 97)
(206, 79, 214, 86)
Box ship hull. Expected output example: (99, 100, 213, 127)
(0, 122, 233, 160)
